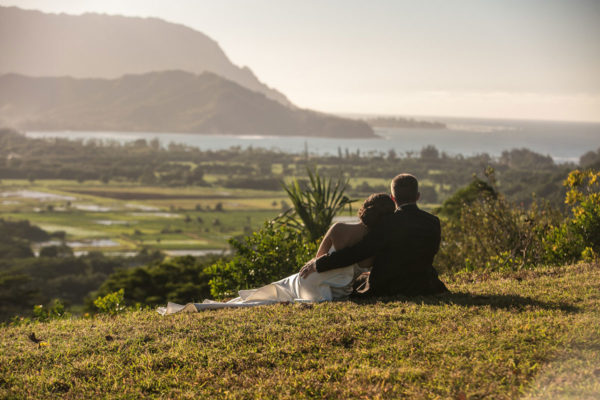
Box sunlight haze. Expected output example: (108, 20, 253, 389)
(2, 0, 599, 122)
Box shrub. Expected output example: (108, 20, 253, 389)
(93, 289, 126, 315)
(436, 176, 497, 220)
(32, 300, 69, 322)
(436, 170, 561, 272)
(542, 169, 600, 264)
(542, 223, 585, 265)
(91, 255, 218, 307)
(564, 170, 600, 253)
(437, 169, 600, 272)
(438, 194, 559, 272)
(39, 244, 74, 258)
(207, 222, 317, 298)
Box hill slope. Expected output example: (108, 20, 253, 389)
(1, 263, 598, 398)
(0, 6, 291, 106)
(0, 71, 375, 137)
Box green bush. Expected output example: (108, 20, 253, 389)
(542, 169, 600, 264)
(565, 170, 600, 253)
(437, 169, 599, 272)
(39, 244, 74, 258)
(542, 223, 585, 265)
(91, 255, 219, 308)
(436, 175, 497, 220)
(436, 174, 561, 272)
(93, 289, 126, 315)
(32, 299, 69, 322)
(207, 222, 317, 298)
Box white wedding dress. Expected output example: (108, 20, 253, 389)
(157, 247, 366, 315)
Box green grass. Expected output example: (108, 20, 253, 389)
(1, 262, 598, 399)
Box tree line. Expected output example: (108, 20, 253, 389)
(1, 128, 592, 209)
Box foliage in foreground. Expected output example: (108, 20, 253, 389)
(207, 223, 317, 298)
(93, 289, 126, 316)
(436, 169, 600, 273)
(0, 249, 163, 320)
(277, 168, 355, 242)
(92, 255, 223, 308)
(1, 262, 598, 399)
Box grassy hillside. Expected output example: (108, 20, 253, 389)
(1, 262, 598, 399)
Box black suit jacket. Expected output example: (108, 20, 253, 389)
(315, 204, 447, 296)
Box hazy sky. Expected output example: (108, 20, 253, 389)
(2, 0, 600, 121)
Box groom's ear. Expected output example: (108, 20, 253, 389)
(416, 192, 421, 202)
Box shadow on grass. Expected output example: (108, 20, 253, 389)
(351, 291, 579, 313)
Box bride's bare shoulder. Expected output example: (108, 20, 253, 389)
(329, 222, 367, 246)
(330, 221, 364, 233)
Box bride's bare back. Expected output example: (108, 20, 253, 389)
(316, 222, 373, 268)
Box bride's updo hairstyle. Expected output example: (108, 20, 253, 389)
(358, 193, 396, 229)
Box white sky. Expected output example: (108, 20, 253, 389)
(2, 0, 600, 122)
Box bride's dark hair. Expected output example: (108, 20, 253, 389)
(358, 193, 396, 228)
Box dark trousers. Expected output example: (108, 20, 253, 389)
(350, 269, 449, 298)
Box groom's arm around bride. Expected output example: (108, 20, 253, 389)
(300, 174, 448, 297)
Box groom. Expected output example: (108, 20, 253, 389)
(300, 173, 448, 297)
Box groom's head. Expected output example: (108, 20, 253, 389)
(391, 174, 420, 206)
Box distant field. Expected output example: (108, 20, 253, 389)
(0, 179, 440, 254)
(0, 180, 286, 253)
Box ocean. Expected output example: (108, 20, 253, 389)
(24, 116, 600, 164)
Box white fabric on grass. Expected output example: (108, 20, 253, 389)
(157, 263, 359, 315)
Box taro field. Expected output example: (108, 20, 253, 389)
(0, 179, 289, 255)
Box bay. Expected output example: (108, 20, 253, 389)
(24, 116, 600, 164)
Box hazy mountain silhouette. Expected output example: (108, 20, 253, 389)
(0, 6, 291, 106)
(0, 71, 375, 138)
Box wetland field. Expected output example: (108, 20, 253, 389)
(0, 179, 290, 255)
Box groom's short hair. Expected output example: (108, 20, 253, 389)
(391, 174, 419, 205)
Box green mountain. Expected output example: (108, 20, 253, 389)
(0, 71, 375, 138)
(0, 6, 290, 106)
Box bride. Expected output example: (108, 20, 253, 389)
(158, 193, 396, 315)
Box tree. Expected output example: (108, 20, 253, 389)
(39, 244, 74, 258)
(436, 176, 497, 220)
(420, 145, 439, 160)
(579, 148, 600, 168)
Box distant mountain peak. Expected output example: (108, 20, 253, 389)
(0, 5, 292, 107)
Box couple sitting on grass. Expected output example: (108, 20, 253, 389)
(158, 173, 448, 315)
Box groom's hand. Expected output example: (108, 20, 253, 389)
(299, 259, 317, 279)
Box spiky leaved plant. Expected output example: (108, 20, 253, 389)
(277, 168, 355, 242)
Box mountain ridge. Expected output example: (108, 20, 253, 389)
(0, 71, 376, 138)
(0, 6, 292, 107)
